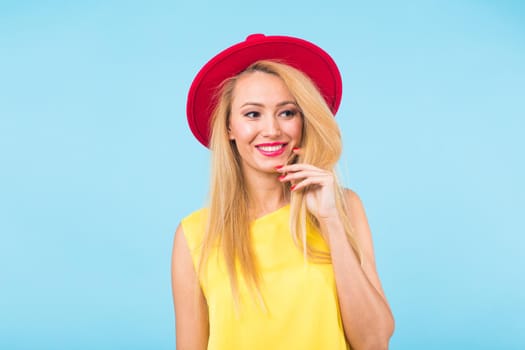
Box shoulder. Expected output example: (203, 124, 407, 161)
(342, 188, 374, 258)
(343, 188, 361, 204)
(342, 188, 366, 218)
(179, 207, 209, 253)
(342, 188, 368, 227)
(180, 206, 208, 225)
(341, 188, 391, 308)
(181, 207, 208, 224)
(181, 207, 208, 231)
(171, 218, 210, 347)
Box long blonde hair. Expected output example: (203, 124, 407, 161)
(199, 60, 361, 306)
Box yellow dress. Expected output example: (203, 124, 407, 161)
(181, 205, 349, 350)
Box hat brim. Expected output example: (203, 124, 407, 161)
(186, 34, 343, 148)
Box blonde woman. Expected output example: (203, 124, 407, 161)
(172, 34, 394, 350)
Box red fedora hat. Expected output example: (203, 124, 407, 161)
(186, 33, 343, 148)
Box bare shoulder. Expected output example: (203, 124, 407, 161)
(343, 188, 362, 207)
(172, 224, 191, 269)
(171, 224, 196, 297)
(342, 188, 389, 298)
(171, 222, 201, 297)
(342, 189, 377, 265)
(171, 223, 209, 349)
(342, 188, 370, 240)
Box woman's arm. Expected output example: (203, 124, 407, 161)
(171, 224, 209, 350)
(320, 190, 394, 350)
(277, 164, 394, 350)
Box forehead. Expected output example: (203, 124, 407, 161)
(231, 71, 294, 106)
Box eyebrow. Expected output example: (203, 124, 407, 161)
(240, 101, 298, 108)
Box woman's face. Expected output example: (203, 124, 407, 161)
(228, 71, 303, 177)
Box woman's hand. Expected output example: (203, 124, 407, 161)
(276, 162, 339, 222)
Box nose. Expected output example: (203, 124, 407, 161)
(261, 116, 281, 137)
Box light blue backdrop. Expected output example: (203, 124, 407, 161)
(1, 0, 523, 349)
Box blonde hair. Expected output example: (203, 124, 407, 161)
(199, 60, 361, 307)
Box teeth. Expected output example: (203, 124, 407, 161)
(258, 145, 283, 152)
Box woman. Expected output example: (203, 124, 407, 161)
(172, 34, 394, 350)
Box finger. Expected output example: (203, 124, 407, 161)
(278, 163, 325, 173)
(279, 170, 331, 183)
(290, 176, 331, 191)
(292, 147, 303, 156)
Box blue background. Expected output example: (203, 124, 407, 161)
(1, 0, 524, 349)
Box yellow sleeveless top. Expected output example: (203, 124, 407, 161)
(181, 205, 349, 350)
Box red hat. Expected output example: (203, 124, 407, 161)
(186, 34, 343, 148)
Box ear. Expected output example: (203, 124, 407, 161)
(228, 125, 234, 140)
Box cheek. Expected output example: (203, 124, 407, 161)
(285, 119, 303, 141)
(229, 121, 255, 142)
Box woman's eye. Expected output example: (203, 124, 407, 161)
(244, 111, 260, 118)
(280, 109, 298, 118)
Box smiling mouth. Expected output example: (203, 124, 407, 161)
(256, 143, 287, 157)
(258, 144, 285, 152)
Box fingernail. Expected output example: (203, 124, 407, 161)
(290, 185, 296, 191)
(279, 174, 286, 180)
(292, 147, 300, 151)
(275, 165, 283, 170)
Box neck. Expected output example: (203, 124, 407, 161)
(244, 171, 289, 219)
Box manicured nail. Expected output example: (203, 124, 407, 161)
(279, 174, 286, 180)
(275, 165, 283, 170)
(290, 185, 296, 191)
(292, 147, 300, 151)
